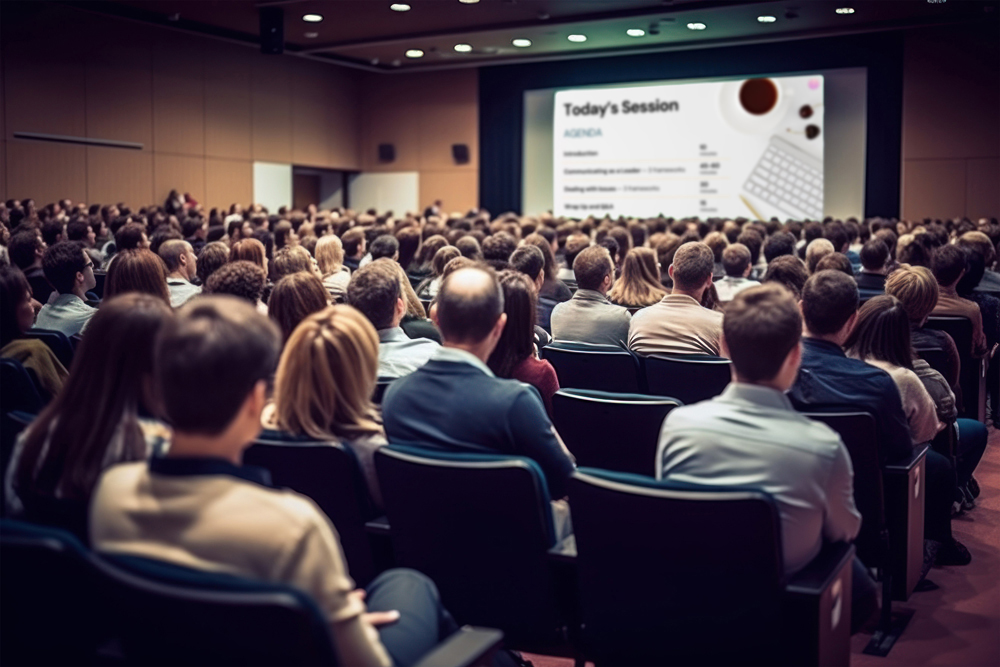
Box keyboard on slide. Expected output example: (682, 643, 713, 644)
(742, 135, 824, 221)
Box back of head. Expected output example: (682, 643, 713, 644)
(105, 249, 170, 303)
(204, 260, 266, 304)
(116, 222, 146, 251)
(670, 242, 714, 290)
(455, 235, 482, 260)
(481, 232, 517, 263)
(8, 231, 43, 270)
(844, 295, 914, 369)
(42, 241, 86, 295)
(805, 238, 835, 274)
(273, 245, 313, 280)
(0, 265, 30, 347)
(723, 284, 802, 382)
(564, 234, 591, 267)
(860, 238, 889, 272)
(432, 246, 461, 277)
(896, 233, 934, 269)
(931, 243, 967, 287)
(157, 296, 280, 435)
(722, 243, 751, 277)
(573, 245, 614, 291)
(196, 242, 230, 284)
(956, 249, 986, 295)
(347, 259, 401, 331)
(510, 244, 545, 281)
(823, 223, 849, 253)
(369, 234, 399, 261)
(314, 234, 345, 275)
(436, 267, 503, 344)
(522, 233, 556, 279)
(394, 226, 422, 269)
(801, 269, 859, 336)
(763, 232, 796, 263)
(268, 272, 330, 342)
(704, 232, 728, 263)
(885, 264, 938, 325)
(736, 229, 762, 265)
(66, 219, 91, 243)
(814, 252, 854, 277)
(487, 271, 537, 378)
(159, 239, 191, 273)
(957, 231, 996, 267)
(441, 256, 475, 281)
(230, 238, 266, 269)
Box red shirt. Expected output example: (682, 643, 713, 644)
(511, 356, 560, 418)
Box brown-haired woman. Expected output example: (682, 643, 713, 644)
(0, 265, 67, 400)
(4, 293, 173, 540)
(268, 272, 331, 343)
(230, 238, 269, 275)
(265, 304, 386, 508)
(523, 233, 572, 303)
(104, 248, 171, 304)
(608, 247, 667, 309)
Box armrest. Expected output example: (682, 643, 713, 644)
(785, 542, 855, 596)
(884, 443, 929, 475)
(364, 515, 391, 536)
(412, 626, 504, 667)
(547, 534, 577, 563)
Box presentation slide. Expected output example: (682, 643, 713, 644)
(523, 68, 867, 220)
(553, 75, 824, 220)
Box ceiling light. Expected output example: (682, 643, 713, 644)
(454, 43, 472, 52)
(390, 3, 411, 11)
(567, 34, 587, 42)
(627, 28, 646, 37)
(304, 32, 319, 38)
(757, 15, 776, 23)
(686, 22, 707, 30)
(835, 7, 855, 14)
(458, 0, 480, 3)
(405, 49, 424, 58)
(512, 38, 532, 47)
(302, 13, 323, 22)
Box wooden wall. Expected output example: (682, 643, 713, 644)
(0, 3, 361, 210)
(900, 23, 999, 220)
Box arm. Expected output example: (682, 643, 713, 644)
(508, 389, 575, 499)
(904, 371, 944, 443)
(876, 376, 916, 463)
(823, 442, 862, 544)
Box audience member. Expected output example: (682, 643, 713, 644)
(958, 231, 1000, 292)
(340, 227, 367, 273)
(607, 247, 667, 308)
(90, 296, 460, 667)
(703, 231, 728, 280)
(481, 232, 516, 272)
(204, 260, 267, 313)
(417, 246, 460, 300)
(315, 235, 350, 299)
(6, 294, 172, 539)
(9, 230, 52, 304)
(230, 238, 269, 274)
(195, 241, 229, 286)
(931, 244, 987, 357)
(273, 245, 317, 281)
(714, 244, 757, 303)
(394, 227, 421, 272)
(857, 238, 890, 295)
(35, 242, 97, 336)
(763, 254, 809, 298)
(551, 245, 631, 346)
(104, 248, 171, 304)
(384, 260, 442, 344)
(955, 249, 1000, 350)
(487, 271, 560, 416)
(814, 252, 855, 277)
(0, 265, 67, 399)
(559, 234, 590, 290)
(629, 242, 723, 356)
(159, 239, 201, 307)
(763, 232, 796, 264)
(369, 234, 400, 263)
(455, 236, 482, 261)
(268, 272, 330, 343)
(805, 238, 835, 274)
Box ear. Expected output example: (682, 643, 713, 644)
(429, 302, 439, 326)
(668, 264, 675, 279)
(396, 296, 406, 318)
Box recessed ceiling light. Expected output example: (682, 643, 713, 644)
(390, 3, 411, 12)
(458, 0, 480, 3)
(304, 31, 319, 38)
(686, 22, 707, 30)
(302, 13, 323, 22)
(405, 49, 424, 58)
(567, 34, 587, 42)
(512, 38, 532, 47)
(626, 28, 646, 37)
(835, 7, 855, 14)
(757, 15, 776, 23)
(454, 43, 472, 52)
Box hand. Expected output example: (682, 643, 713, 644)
(350, 589, 401, 627)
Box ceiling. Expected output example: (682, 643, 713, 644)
(65, 0, 999, 72)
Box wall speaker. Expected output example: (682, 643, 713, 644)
(378, 143, 396, 162)
(452, 143, 470, 164)
(259, 7, 284, 55)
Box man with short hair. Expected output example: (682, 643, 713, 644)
(34, 241, 97, 337)
(763, 232, 796, 264)
(342, 228, 367, 272)
(383, 267, 575, 501)
(348, 259, 438, 379)
(91, 296, 461, 667)
(629, 242, 723, 356)
(958, 231, 1000, 293)
(9, 230, 52, 304)
(182, 217, 208, 255)
(714, 243, 757, 302)
(805, 238, 835, 274)
(930, 244, 987, 358)
(789, 270, 971, 566)
(558, 234, 590, 289)
(66, 219, 96, 248)
(657, 284, 875, 628)
(855, 238, 890, 298)
(159, 239, 201, 307)
(550, 245, 631, 347)
(369, 235, 400, 262)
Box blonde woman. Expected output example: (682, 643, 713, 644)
(265, 304, 386, 508)
(608, 247, 667, 308)
(315, 235, 350, 299)
(382, 259, 442, 343)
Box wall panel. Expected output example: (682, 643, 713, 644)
(966, 158, 1000, 220)
(204, 43, 252, 160)
(325, 67, 361, 170)
(251, 58, 293, 163)
(152, 34, 205, 156)
(6, 140, 87, 205)
(420, 170, 478, 214)
(4, 45, 87, 140)
(901, 159, 966, 221)
(86, 40, 153, 146)
(292, 63, 333, 168)
(206, 158, 253, 210)
(153, 154, 206, 206)
(86, 147, 154, 207)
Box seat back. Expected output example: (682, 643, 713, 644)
(800, 412, 887, 567)
(643, 354, 732, 405)
(0, 357, 43, 415)
(92, 270, 107, 299)
(24, 328, 75, 369)
(551, 389, 679, 477)
(372, 378, 394, 405)
(540, 341, 641, 393)
(95, 553, 338, 666)
(0, 520, 106, 665)
(925, 316, 984, 421)
(374, 446, 563, 647)
(243, 435, 379, 586)
(568, 469, 785, 665)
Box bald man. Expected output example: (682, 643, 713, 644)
(382, 267, 576, 500)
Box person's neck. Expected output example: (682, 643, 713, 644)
(939, 281, 959, 295)
(443, 340, 492, 364)
(733, 376, 787, 392)
(168, 270, 187, 282)
(71, 285, 87, 300)
(802, 328, 845, 347)
(168, 431, 245, 465)
(671, 286, 703, 301)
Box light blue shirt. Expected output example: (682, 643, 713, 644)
(657, 383, 861, 575)
(167, 278, 202, 308)
(34, 293, 96, 338)
(377, 327, 439, 379)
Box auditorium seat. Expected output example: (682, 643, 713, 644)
(374, 446, 573, 654)
(565, 469, 854, 666)
(0, 358, 43, 416)
(642, 354, 731, 405)
(372, 378, 395, 405)
(24, 328, 75, 370)
(550, 389, 680, 477)
(540, 341, 642, 393)
(925, 316, 987, 422)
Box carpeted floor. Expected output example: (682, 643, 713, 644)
(525, 425, 1000, 667)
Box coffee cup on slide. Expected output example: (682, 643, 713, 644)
(718, 78, 792, 135)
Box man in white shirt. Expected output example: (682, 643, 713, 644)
(159, 239, 202, 308)
(714, 244, 758, 303)
(34, 242, 97, 337)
